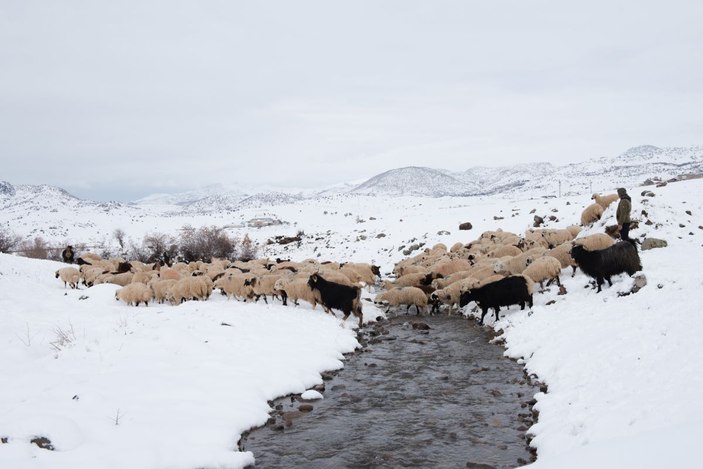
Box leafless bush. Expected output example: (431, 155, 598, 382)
(0, 227, 21, 253)
(19, 237, 49, 259)
(49, 322, 76, 352)
(179, 225, 238, 262)
(238, 234, 257, 262)
(114, 228, 126, 250)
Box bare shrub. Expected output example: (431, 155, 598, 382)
(114, 228, 126, 250)
(49, 322, 76, 352)
(238, 234, 257, 262)
(0, 227, 21, 253)
(20, 237, 49, 259)
(179, 225, 237, 262)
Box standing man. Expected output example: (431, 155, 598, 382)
(616, 188, 632, 242)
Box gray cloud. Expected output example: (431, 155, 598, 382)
(1, 0, 702, 201)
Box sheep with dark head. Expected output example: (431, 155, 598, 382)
(307, 273, 363, 328)
(570, 241, 642, 293)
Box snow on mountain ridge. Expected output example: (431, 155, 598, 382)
(351, 166, 473, 197)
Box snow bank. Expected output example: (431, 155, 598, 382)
(0, 254, 358, 468)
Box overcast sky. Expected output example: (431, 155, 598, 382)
(1, 1, 702, 201)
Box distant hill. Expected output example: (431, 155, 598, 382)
(350, 166, 473, 197)
(2, 145, 702, 228)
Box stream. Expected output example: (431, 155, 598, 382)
(241, 314, 540, 468)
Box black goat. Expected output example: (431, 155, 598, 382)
(459, 275, 533, 325)
(307, 274, 363, 328)
(570, 241, 642, 293)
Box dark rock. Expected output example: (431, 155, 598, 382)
(437, 230, 451, 235)
(493, 216, 504, 220)
(655, 182, 668, 187)
(459, 222, 473, 231)
(282, 411, 305, 426)
(641, 238, 668, 250)
(533, 215, 544, 227)
(31, 436, 54, 451)
(412, 322, 431, 330)
(545, 300, 556, 306)
(686, 210, 692, 216)
(641, 190, 655, 197)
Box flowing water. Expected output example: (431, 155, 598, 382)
(241, 314, 540, 468)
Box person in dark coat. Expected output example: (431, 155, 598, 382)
(616, 188, 632, 242)
(61, 245, 75, 263)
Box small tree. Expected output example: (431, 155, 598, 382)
(178, 225, 237, 262)
(239, 234, 257, 262)
(21, 237, 49, 259)
(114, 228, 126, 250)
(0, 227, 21, 253)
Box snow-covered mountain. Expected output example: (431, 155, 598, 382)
(2, 145, 702, 244)
(350, 166, 474, 196)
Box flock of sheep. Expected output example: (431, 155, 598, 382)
(54, 191, 641, 326)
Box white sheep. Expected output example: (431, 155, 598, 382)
(430, 277, 480, 315)
(159, 267, 182, 281)
(450, 242, 466, 253)
(168, 276, 210, 304)
(115, 282, 153, 306)
(250, 272, 291, 303)
(523, 256, 562, 289)
(543, 243, 578, 277)
(149, 278, 177, 304)
(486, 245, 522, 258)
(540, 229, 575, 248)
(581, 203, 605, 226)
(214, 273, 255, 301)
(55, 267, 80, 289)
(492, 251, 537, 275)
(591, 192, 620, 209)
(431, 270, 475, 289)
(274, 276, 320, 308)
(79, 265, 108, 287)
(107, 272, 134, 287)
(566, 225, 582, 238)
(573, 233, 616, 251)
(131, 270, 159, 284)
(381, 272, 434, 290)
(430, 257, 473, 277)
(340, 262, 379, 287)
(374, 286, 429, 315)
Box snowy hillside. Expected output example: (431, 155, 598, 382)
(1, 145, 700, 252)
(350, 166, 474, 196)
(1, 176, 702, 467)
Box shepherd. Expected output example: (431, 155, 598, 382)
(616, 188, 632, 243)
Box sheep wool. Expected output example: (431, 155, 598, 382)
(581, 203, 605, 226)
(375, 286, 428, 315)
(523, 256, 563, 288)
(55, 267, 80, 289)
(115, 282, 153, 306)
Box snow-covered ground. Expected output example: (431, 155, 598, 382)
(1, 178, 702, 467)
